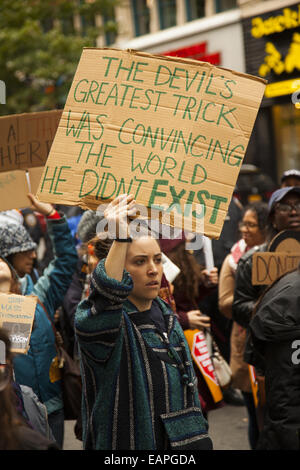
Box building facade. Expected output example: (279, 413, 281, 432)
(241, 0, 300, 187)
(98, 0, 300, 196)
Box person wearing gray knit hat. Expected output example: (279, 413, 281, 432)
(0, 220, 37, 278)
(77, 210, 104, 243)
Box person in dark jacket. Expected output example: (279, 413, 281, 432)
(75, 194, 212, 450)
(0, 194, 78, 448)
(248, 266, 300, 450)
(232, 186, 300, 329)
(232, 186, 300, 443)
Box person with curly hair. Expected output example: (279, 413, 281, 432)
(159, 236, 219, 417)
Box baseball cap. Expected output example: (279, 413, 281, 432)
(268, 186, 300, 212)
(281, 169, 300, 184)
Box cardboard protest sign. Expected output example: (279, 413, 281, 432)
(0, 167, 48, 211)
(0, 110, 62, 173)
(0, 294, 36, 353)
(36, 48, 266, 238)
(184, 329, 223, 403)
(161, 253, 180, 284)
(252, 230, 300, 285)
(0, 169, 29, 211)
(27, 166, 45, 195)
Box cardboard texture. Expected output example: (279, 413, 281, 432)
(0, 110, 62, 173)
(0, 169, 30, 211)
(0, 294, 36, 353)
(252, 230, 300, 285)
(36, 48, 266, 238)
(252, 252, 300, 285)
(0, 167, 47, 211)
(27, 166, 45, 194)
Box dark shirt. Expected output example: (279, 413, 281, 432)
(145, 299, 167, 334)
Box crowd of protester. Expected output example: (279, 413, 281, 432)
(0, 169, 300, 450)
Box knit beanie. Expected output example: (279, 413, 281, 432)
(77, 210, 104, 243)
(0, 222, 37, 258)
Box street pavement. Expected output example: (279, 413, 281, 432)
(63, 403, 251, 451)
(208, 403, 251, 450)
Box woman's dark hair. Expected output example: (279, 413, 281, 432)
(0, 328, 22, 450)
(85, 236, 113, 261)
(243, 201, 269, 232)
(166, 241, 205, 309)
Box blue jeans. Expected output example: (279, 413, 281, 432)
(242, 391, 259, 450)
(48, 408, 64, 449)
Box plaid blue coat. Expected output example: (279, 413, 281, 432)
(75, 259, 212, 450)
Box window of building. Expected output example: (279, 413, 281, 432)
(215, 0, 237, 13)
(80, 12, 96, 35)
(186, 0, 205, 21)
(41, 17, 54, 33)
(158, 0, 177, 30)
(104, 14, 117, 45)
(100, 0, 117, 46)
(132, 0, 150, 37)
(273, 103, 300, 180)
(61, 17, 75, 35)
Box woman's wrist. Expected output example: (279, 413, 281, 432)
(114, 237, 132, 243)
(45, 208, 60, 219)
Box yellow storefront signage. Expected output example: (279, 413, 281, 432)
(251, 6, 300, 38)
(259, 33, 300, 77)
(265, 77, 300, 98)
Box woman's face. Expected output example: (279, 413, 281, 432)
(0, 259, 12, 293)
(125, 237, 163, 311)
(240, 210, 265, 248)
(10, 250, 36, 278)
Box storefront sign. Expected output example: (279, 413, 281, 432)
(265, 77, 300, 97)
(243, 3, 300, 98)
(163, 42, 221, 66)
(251, 6, 300, 38)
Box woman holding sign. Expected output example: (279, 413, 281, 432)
(0, 194, 78, 448)
(75, 194, 212, 450)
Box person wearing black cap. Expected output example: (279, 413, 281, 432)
(233, 186, 300, 327)
(247, 264, 300, 450)
(232, 186, 300, 447)
(280, 169, 300, 188)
